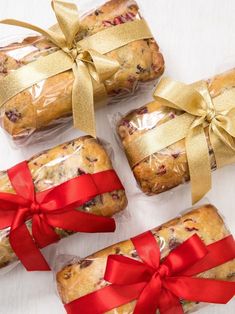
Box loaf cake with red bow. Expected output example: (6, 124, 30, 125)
(56, 204, 235, 313)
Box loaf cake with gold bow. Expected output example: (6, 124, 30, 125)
(117, 69, 235, 199)
(0, 0, 164, 141)
(0, 136, 127, 270)
(56, 204, 235, 313)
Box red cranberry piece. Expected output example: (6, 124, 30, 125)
(111, 193, 120, 200)
(5, 109, 22, 123)
(169, 238, 181, 250)
(171, 152, 180, 159)
(113, 16, 125, 25)
(102, 20, 113, 27)
(136, 107, 148, 115)
(156, 165, 167, 176)
(125, 12, 135, 21)
(169, 112, 176, 119)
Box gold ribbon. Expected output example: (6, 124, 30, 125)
(126, 78, 235, 203)
(0, 0, 153, 137)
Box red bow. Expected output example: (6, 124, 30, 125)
(0, 161, 124, 271)
(65, 231, 235, 314)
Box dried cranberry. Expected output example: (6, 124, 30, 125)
(136, 64, 146, 74)
(94, 9, 103, 16)
(115, 247, 121, 254)
(131, 250, 138, 258)
(121, 119, 131, 127)
(169, 238, 181, 250)
(169, 112, 176, 119)
(111, 193, 120, 200)
(79, 259, 93, 269)
(156, 165, 167, 176)
(113, 16, 124, 25)
(102, 20, 113, 27)
(83, 199, 96, 209)
(63, 272, 71, 279)
(86, 156, 98, 162)
(125, 12, 135, 21)
(77, 168, 85, 175)
(136, 107, 148, 115)
(171, 152, 180, 159)
(227, 272, 235, 278)
(112, 88, 122, 95)
(5, 109, 22, 123)
(127, 75, 136, 84)
(185, 227, 199, 232)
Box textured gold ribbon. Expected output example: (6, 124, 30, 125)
(126, 78, 235, 203)
(0, 0, 153, 137)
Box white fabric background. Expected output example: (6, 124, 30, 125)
(0, 0, 234, 313)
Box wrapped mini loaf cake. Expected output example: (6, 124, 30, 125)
(0, 0, 164, 141)
(56, 204, 235, 313)
(0, 136, 127, 269)
(117, 68, 235, 195)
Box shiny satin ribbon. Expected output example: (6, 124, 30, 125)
(0, 161, 124, 271)
(0, 0, 153, 137)
(126, 78, 235, 203)
(65, 231, 235, 314)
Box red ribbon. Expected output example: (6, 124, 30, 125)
(65, 231, 235, 314)
(0, 161, 124, 271)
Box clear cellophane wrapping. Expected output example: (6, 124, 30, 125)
(0, 0, 164, 146)
(55, 203, 235, 313)
(0, 135, 127, 274)
(116, 68, 235, 197)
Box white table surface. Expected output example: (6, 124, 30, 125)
(0, 0, 234, 313)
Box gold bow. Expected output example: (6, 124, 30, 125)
(126, 78, 235, 203)
(0, 0, 153, 137)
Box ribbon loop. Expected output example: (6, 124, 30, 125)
(51, 0, 81, 48)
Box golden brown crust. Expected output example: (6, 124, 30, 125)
(0, 136, 127, 269)
(0, 0, 164, 138)
(56, 204, 235, 313)
(117, 69, 235, 195)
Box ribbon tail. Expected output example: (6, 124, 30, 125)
(32, 215, 60, 249)
(87, 49, 120, 82)
(72, 59, 96, 137)
(133, 276, 161, 314)
(164, 277, 235, 304)
(186, 125, 211, 204)
(9, 224, 50, 271)
(158, 289, 184, 314)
